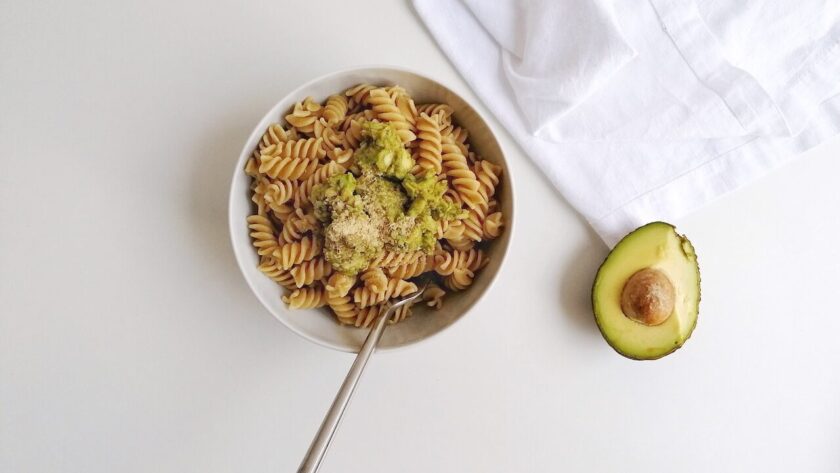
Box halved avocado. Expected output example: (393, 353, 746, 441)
(592, 222, 700, 360)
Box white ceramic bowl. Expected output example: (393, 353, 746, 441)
(228, 66, 514, 352)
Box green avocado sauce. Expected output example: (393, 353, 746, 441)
(354, 120, 414, 179)
(310, 120, 463, 275)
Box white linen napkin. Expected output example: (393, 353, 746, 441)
(413, 0, 840, 245)
(463, 0, 637, 135)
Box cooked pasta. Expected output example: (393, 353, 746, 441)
(325, 272, 356, 298)
(259, 154, 319, 180)
(368, 250, 426, 269)
(290, 258, 332, 288)
(353, 302, 412, 328)
(285, 97, 322, 134)
(279, 209, 318, 244)
(258, 257, 297, 289)
(345, 83, 377, 110)
(247, 215, 280, 257)
(390, 303, 412, 324)
(415, 112, 443, 175)
(422, 283, 446, 309)
(254, 177, 295, 210)
(353, 305, 381, 328)
(474, 160, 502, 203)
(282, 285, 327, 309)
(245, 84, 505, 326)
(258, 123, 299, 154)
(343, 118, 365, 149)
(434, 248, 487, 276)
(438, 218, 465, 241)
(461, 208, 485, 242)
(314, 119, 346, 151)
(271, 203, 295, 224)
(322, 94, 349, 124)
(396, 94, 418, 128)
(446, 235, 476, 252)
(360, 268, 389, 294)
(444, 268, 474, 291)
(327, 292, 356, 324)
(483, 212, 504, 239)
(325, 146, 353, 165)
(386, 255, 432, 280)
(416, 103, 453, 123)
(441, 142, 483, 210)
(274, 236, 321, 270)
(365, 88, 417, 143)
(443, 125, 469, 155)
(262, 136, 325, 160)
(353, 278, 418, 308)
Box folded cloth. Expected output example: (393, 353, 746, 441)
(463, 0, 637, 135)
(413, 0, 840, 245)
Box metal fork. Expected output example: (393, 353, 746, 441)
(297, 281, 429, 473)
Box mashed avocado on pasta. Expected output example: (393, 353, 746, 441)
(311, 121, 462, 275)
(354, 120, 414, 179)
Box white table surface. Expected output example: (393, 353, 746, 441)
(2, 1, 839, 472)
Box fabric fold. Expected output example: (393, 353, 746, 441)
(413, 0, 840, 245)
(464, 0, 637, 134)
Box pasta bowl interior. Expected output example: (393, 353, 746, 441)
(229, 67, 513, 352)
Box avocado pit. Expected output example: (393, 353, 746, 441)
(620, 268, 674, 326)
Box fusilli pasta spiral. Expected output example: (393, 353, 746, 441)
(285, 97, 322, 134)
(474, 160, 502, 203)
(385, 255, 432, 280)
(325, 272, 357, 298)
(279, 209, 317, 244)
(258, 124, 299, 155)
(247, 215, 279, 257)
(444, 268, 474, 291)
(259, 155, 319, 181)
(353, 278, 417, 308)
(328, 292, 357, 325)
(274, 236, 321, 270)
(253, 177, 295, 215)
(442, 142, 483, 210)
(415, 112, 443, 175)
(322, 94, 348, 124)
(360, 268, 388, 294)
(483, 212, 504, 240)
(366, 88, 416, 144)
(396, 94, 418, 128)
(354, 305, 381, 328)
(258, 257, 297, 289)
(352, 302, 412, 328)
(345, 84, 377, 110)
(416, 103, 453, 124)
(422, 284, 446, 309)
(368, 251, 426, 269)
(290, 258, 332, 288)
(282, 285, 327, 309)
(434, 248, 487, 275)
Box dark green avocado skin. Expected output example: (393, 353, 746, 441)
(590, 222, 701, 361)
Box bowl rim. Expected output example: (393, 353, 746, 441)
(227, 64, 516, 353)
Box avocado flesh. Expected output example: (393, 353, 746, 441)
(592, 222, 700, 360)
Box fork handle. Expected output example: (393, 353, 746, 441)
(296, 306, 392, 473)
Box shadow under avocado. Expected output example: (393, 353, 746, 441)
(557, 226, 609, 338)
